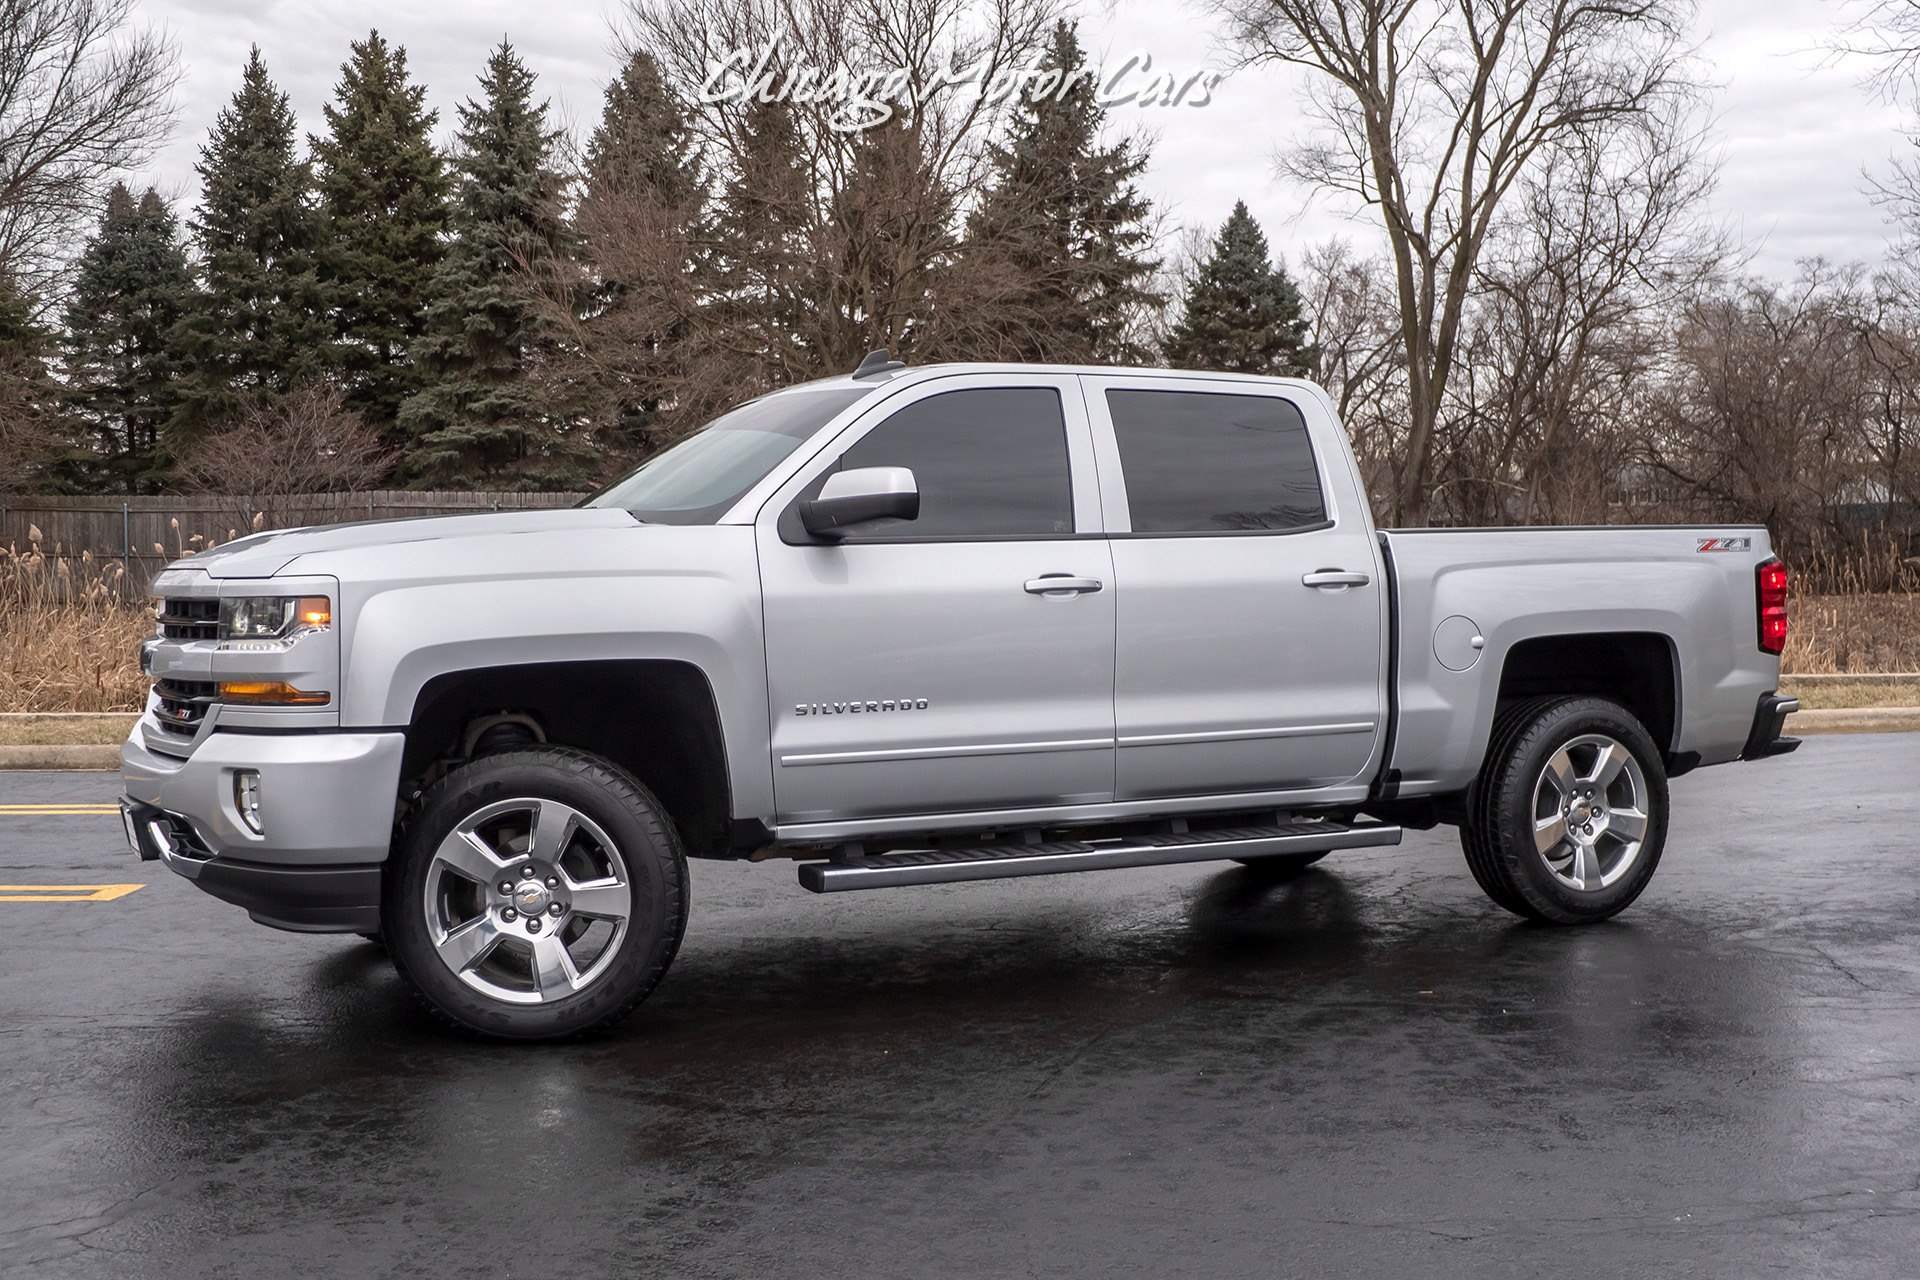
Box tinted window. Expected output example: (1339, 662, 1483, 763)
(1107, 390, 1326, 533)
(584, 385, 873, 523)
(817, 387, 1074, 540)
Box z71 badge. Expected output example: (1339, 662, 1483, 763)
(1697, 536, 1752, 552)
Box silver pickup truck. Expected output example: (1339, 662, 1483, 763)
(121, 359, 1801, 1039)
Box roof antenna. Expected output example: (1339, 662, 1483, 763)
(852, 348, 906, 380)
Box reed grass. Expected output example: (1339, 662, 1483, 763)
(1783, 593, 1920, 674)
(1, 536, 153, 713)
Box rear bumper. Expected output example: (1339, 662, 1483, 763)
(124, 798, 381, 933)
(1741, 693, 1801, 760)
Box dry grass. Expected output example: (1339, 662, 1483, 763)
(1777, 674, 1920, 708)
(1, 541, 152, 713)
(0, 714, 140, 745)
(1783, 593, 1920, 674)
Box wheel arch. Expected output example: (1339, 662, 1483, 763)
(400, 659, 741, 859)
(1494, 631, 1680, 761)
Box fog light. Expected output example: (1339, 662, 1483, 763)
(233, 770, 263, 835)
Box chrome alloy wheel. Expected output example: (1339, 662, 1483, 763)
(422, 797, 634, 1004)
(1530, 734, 1652, 892)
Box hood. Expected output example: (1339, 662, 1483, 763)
(171, 507, 641, 579)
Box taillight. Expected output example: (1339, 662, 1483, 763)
(1757, 558, 1788, 654)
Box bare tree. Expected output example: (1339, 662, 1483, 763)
(1297, 237, 1403, 510)
(1834, 0, 1920, 101)
(1434, 96, 1726, 525)
(1213, 0, 1700, 525)
(0, 0, 178, 299)
(1643, 263, 1883, 560)
(1855, 263, 1920, 514)
(175, 383, 396, 530)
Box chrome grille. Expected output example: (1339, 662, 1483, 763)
(158, 598, 219, 641)
(154, 677, 218, 736)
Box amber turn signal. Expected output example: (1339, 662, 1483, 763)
(297, 597, 331, 628)
(218, 682, 330, 706)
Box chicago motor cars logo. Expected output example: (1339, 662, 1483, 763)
(698, 33, 1226, 134)
(795, 698, 929, 716)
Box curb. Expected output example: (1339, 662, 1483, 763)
(1785, 707, 1920, 735)
(0, 745, 122, 771)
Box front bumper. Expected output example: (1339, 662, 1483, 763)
(123, 799, 381, 932)
(121, 722, 404, 933)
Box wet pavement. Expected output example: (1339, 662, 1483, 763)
(2, 735, 1918, 1278)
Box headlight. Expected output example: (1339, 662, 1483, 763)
(218, 596, 332, 650)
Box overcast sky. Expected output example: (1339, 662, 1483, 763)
(129, 0, 1908, 282)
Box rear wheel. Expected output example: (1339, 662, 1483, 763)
(1460, 697, 1668, 924)
(383, 747, 688, 1040)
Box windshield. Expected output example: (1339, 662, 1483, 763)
(583, 385, 875, 523)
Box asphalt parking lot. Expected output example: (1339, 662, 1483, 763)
(3, 735, 1918, 1279)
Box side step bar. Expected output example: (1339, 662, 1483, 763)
(797, 819, 1402, 893)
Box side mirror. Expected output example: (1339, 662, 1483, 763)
(800, 466, 920, 540)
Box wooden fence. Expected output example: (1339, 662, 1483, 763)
(0, 491, 587, 580)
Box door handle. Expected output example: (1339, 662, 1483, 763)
(1301, 570, 1370, 589)
(1024, 575, 1104, 596)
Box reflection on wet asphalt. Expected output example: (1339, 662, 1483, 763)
(2, 735, 1918, 1278)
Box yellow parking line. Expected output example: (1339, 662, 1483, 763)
(0, 812, 121, 818)
(0, 804, 123, 813)
(0, 884, 144, 901)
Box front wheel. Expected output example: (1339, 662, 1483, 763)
(1460, 696, 1668, 924)
(383, 747, 689, 1040)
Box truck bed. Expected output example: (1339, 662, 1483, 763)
(1378, 525, 1780, 795)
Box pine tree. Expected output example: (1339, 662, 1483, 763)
(311, 31, 450, 438)
(0, 272, 78, 491)
(568, 48, 705, 454)
(397, 42, 593, 489)
(1162, 201, 1316, 377)
(584, 49, 701, 212)
(707, 96, 812, 378)
(170, 47, 333, 443)
(960, 21, 1161, 364)
(62, 185, 195, 491)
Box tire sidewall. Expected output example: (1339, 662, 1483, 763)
(384, 749, 687, 1040)
(1488, 698, 1669, 924)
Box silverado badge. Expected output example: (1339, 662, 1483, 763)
(795, 698, 929, 715)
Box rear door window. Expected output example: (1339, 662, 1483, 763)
(1106, 389, 1326, 533)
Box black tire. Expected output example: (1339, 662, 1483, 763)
(383, 746, 689, 1040)
(1459, 696, 1668, 924)
(1233, 850, 1330, 878)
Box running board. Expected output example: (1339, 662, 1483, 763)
(796, 819, 1402, 893)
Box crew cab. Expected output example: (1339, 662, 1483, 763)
(121, 359, 1800, 1039)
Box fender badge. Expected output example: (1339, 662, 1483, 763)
(796, 699, 929, 715)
